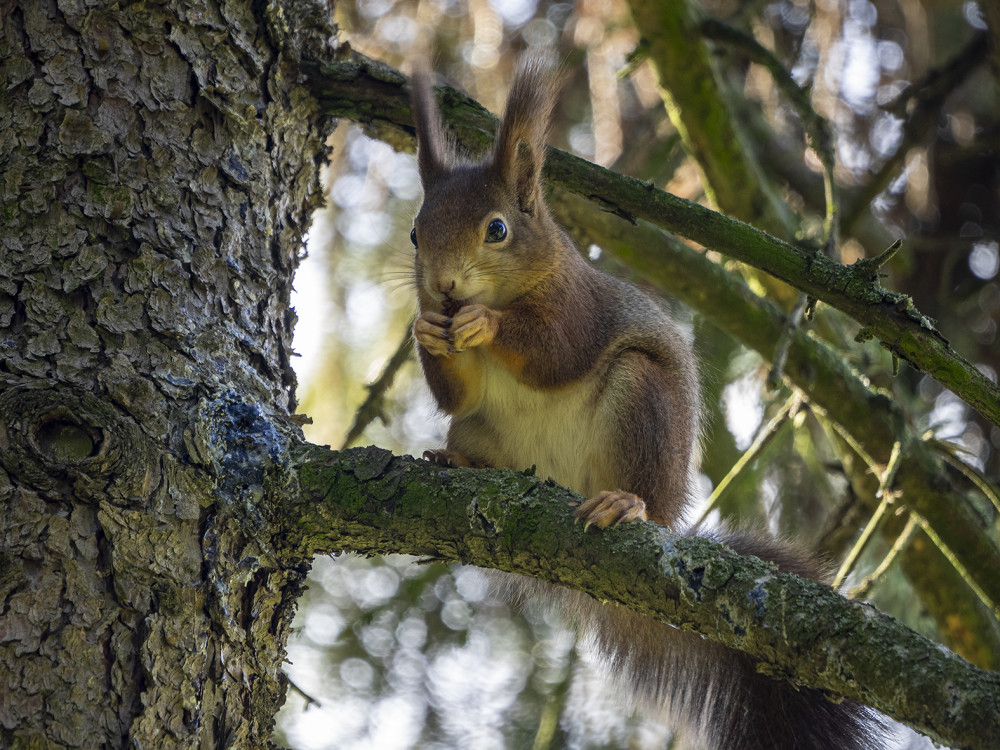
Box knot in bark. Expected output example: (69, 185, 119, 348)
(0, 384, 154, 503)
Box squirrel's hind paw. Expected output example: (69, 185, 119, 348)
(423, 449, 473, 468)
(575, 490, 647, 530)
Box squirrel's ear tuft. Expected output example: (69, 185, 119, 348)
(411, 65, 449, 184)
(492, 56, 560, 216)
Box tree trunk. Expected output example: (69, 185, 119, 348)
(0, 1, 334, 746)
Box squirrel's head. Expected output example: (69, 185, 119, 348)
(409, 58, 563, 312)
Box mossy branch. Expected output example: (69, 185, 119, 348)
(303, 50, 1000, 430)
(550, 188, 1000, 623)
(301, 48, 1000, 630)
(286, 443, 1000, 750)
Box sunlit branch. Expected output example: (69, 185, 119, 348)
(303, 49, 1000, 430)
(848, 515, 919, 600)
(832, 441, 902, 590)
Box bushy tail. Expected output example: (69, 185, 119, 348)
(497, 530, 887, 749)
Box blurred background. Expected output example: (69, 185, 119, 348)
(275, 1, 999, 748)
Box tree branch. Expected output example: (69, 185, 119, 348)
(300, 48, 1000, 640)
(627, 0, 797, 237)
(302, 49, 1000, 429)
(286, 443, 1000, 750)
(549, 186, 1000, 626)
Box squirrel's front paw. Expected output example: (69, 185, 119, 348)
(423, 449, 473, 468)
(414, 311, 454, 357)
(451, 304, 498, 352)
(575, 490, 647, 530)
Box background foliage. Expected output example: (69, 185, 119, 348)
(276, 1, 999, 748)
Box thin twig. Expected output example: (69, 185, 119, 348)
(342, 320, 415, 449)
(929, 437, 1000, 517)
(849, 239, 903, 283)
(876, 440, 904, 498)
(848, 515, 918, 600)
(694, 392, 802, 527)
(286, 674, 323, 709)
(767, 294, 809, 389)
(832, 441, 902, 589)
(910, 510, 999, 618)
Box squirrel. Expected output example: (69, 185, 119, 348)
(408, 57, 885, 750)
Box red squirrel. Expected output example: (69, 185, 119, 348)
(409, 58, 885, 749)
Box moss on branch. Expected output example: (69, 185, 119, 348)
(287, 443, 1000, 750)
(300, 51, 1000, 624)
(304, 50, 1000, 430)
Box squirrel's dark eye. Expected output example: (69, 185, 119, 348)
(410, 227, 418, 248)
(485, 218, 507, 243)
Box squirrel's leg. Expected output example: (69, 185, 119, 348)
(577, 350, 698, 529)
(575, 491, 647, 529)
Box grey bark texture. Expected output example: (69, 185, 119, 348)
(0, 1, 334, 747)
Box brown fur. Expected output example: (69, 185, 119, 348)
(410, 58, 886, 749)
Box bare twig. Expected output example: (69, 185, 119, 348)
(286, 674, 323, 709)
(848, 515, 919, 600)
(932, 440, 1000, 517)
(342, 321, 415, 449)
(832, 441, 903, 590)
(849, 239, 904, 283)
(767, 294, 809, 388)
(694, 392, 802, 527)
(911, 509, 999, 618)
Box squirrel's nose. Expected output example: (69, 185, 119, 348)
(435, 278, 456, 296)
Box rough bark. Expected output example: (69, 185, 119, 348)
(0, 1, 334, 746)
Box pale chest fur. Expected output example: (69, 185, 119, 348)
(447, 351, 613, 497)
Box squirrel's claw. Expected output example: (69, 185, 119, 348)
(414, 312, 454, 357)
(423, 449, 473, 468)
(450, 304, 498, 351)
(575, 490, 647, 530)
